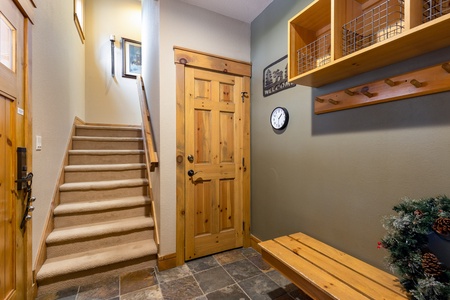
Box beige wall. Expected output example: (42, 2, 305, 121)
(142, 0, 251, 255)
(85, 0, 141, 125)
(31, 0, 86, 261)
(251, 0, 450, 270)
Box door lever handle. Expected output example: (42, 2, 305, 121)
(187, 170, 203, 182)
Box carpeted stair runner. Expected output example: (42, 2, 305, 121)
(36, 124, 157, 295)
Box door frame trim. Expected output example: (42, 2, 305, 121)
(174, 46, 251, 266)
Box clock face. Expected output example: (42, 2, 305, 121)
(270, 107, 289, 130)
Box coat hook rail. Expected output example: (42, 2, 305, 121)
(315, 61, 450, 114)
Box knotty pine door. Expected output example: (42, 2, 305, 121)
(184, 67, 244, 260)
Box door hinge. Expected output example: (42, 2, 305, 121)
(243, 221, 245, 231)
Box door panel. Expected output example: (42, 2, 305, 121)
(1, 97, 15, 300)
(185, 67, 243, 260)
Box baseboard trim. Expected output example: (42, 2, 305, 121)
(158, 253, 177, 271)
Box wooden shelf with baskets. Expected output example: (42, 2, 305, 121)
(288, 0, 450, 87)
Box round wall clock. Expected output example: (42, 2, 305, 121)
(270, 107, 289, 130)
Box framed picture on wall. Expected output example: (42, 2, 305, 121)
(121, 38, 142, 78)
(74, 0, 85, 43)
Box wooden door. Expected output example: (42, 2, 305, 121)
(1, 0, 31, 298)
(184, 67, 244, 260)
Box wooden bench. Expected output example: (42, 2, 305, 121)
(259, 232, 408, 300)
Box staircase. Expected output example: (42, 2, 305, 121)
(36, 124, 157, 295)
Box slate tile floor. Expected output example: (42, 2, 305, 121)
(36, 247, 312, 300)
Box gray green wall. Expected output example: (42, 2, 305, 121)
(251, 0, 450, 269)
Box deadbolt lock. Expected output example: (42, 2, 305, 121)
(187, 154, 194, 163)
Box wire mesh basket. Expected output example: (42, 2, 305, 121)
(297, 34, 331, 75)
(423, 0, 450, 22)
(342, 0, 404, 56)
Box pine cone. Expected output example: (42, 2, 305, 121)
(421, 252, 443, 277)
(432, 217, 450, 235)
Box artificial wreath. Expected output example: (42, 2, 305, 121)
(381, 195, 450, 300)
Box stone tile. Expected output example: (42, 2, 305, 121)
(120, 267, 157, 295)
(266, 270, 299, 293)
(77, 276, 119, 300)
(289, 288, 313, 300)
(205, 284, 250, 300)
(238, 274, 287, 300)
(223, 258, 263, 282)
(35, 286, 79, 300)
(247, 254, 272, 272)
(156, 264, 191, 284)
(187, 255, 220, 273)
(193, 266, 235, 294)
(241, 247, 259, 258)
(121, 285, 163, 300)
(213, 248, 245, 265)
(159, 275, 203, 300)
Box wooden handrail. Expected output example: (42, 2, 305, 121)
(136, 75, 159, 170)
(136, 75, 159, 246)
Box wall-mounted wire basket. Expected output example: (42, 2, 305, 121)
(423, 0, 450, 22)
(297, 34, 331, 75)
(342, 0, 404, 56)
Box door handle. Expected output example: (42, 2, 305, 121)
(187, 170, 203, 182)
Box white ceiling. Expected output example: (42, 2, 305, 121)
(177, 0, 273, 23)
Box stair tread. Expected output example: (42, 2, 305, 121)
(37, 239, 157, 281)
(54, 196, 151, 215)
(68, 149, 144, 155)
(47, 216, 154, 244)
(65, 163, 146, 172)
(76, 124, 140, 131)
(72, 136, 143, 141)
(60, 178, 148, 192)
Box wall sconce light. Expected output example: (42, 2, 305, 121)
(110, 34, 115, 77)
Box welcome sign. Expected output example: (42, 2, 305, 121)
(263, 55, 296, 97)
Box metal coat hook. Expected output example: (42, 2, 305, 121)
(328, 99, 339, 105)
(361, 86, 375, 98)
(344, 89, 357, 96)
(410, 79, 423, 88)
(384, 79, 396, 87)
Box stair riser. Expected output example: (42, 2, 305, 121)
(36, 256, 156, 296)
(76, 128, 141, 138)
(72, 140, 143, 151)
(46, 229, 154, 259)
(60, 186, 149, 203)
(69, 153, 145, 165)
(54, 206, 151, 228)
(64, 169, 146, 183)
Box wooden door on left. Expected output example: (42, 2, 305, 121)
(1, 0, 33, 299)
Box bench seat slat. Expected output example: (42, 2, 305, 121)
(289, 232, 406, 297)
(260, 240, 371, 300)
(276, 236, 406, 300)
